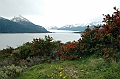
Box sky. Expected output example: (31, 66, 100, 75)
(0, 0, 120, 27)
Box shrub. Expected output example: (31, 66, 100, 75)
(79, 6, 120, 61)
(31, 35, 59, 58)
(0, 64, 27, 79)
(11, 35, 60, 60)
(57, 41, 79, 60)
(19, 42, 32, 59)
(0, 47, 14, 61)
(58, 7, 120, 61)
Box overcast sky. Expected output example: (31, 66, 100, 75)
(0, 0, 120, 27)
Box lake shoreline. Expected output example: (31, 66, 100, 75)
(0, 32, 81, 50)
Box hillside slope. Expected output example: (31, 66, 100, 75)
(0, 16, 49, 33)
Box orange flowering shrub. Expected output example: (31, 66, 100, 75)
(57, 41, 79, 60)
(80, 6, 120, 60)
(58, 7, 120, 61)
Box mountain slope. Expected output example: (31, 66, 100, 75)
(11, 15, 49, 33)
(0, 17, 37, 33)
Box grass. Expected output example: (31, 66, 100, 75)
(15, 55, 120, 79)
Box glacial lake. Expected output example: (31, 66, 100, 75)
(0, 30, 81, 50)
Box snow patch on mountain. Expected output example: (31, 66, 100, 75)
(45, 26, 58, 30)
(11, 15, 31, 23)
(47, 21, 102, 29)
(73, 21, 102, 27)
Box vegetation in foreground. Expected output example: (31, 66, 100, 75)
(16, 56, 120, 79)
(0, 7, 120, 79)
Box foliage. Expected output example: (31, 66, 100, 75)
(57, 41, 79, 60)
(31, 35, 53, 56)
(31, 35, 59, 60)
(0, 6, 120, 79)
(19, 42, 32, 59)
(0, 64, 27, 79)
(15, 57, 120, 79)
(11, 35, 59, 60)
(0, 47, 13, 64)
(58, 7, 120, 61)
(80, 6, 120, 60)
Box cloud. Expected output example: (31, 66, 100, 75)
(0, 0, 43, 17)
(0, 0, 120, 26)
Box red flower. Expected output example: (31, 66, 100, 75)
(61, 46, 66, 51)
(71, 44, 75, 49)
(102, 24, 107, 30)
(60, 55, 67, 60)
(57, 50, 61, 54)
(70, 56, 77, 59)
(96, 34, 100, 37)
(97, 30, 101, 33)
(116, 18, 120, 23)
(105, 31, 109, 34)
(66, 44, 70, 48)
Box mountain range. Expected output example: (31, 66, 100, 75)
(47, 22, 102, 32)
(0, 15, 49, 33)
(0, 15, 102, 33)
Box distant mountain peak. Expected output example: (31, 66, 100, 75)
(11, 15, 31, 23)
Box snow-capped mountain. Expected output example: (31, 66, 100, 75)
(85, 21, 102, 26)
(11, 15, 49, 33)
(0, 16, 50, 33)
(0, 17, 36, 33)
(46, 26, 58, 30)
(11, 15, 31, 23)
(71, 21, 102, 27)
(49, 21, 102, 32)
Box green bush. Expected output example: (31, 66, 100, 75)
(0, 47, 14, 61)
(11, 35, 60, 60)
(19, 42, 32, 59)
(31, 35, 59, 58)
(0, 64, 27, 79)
